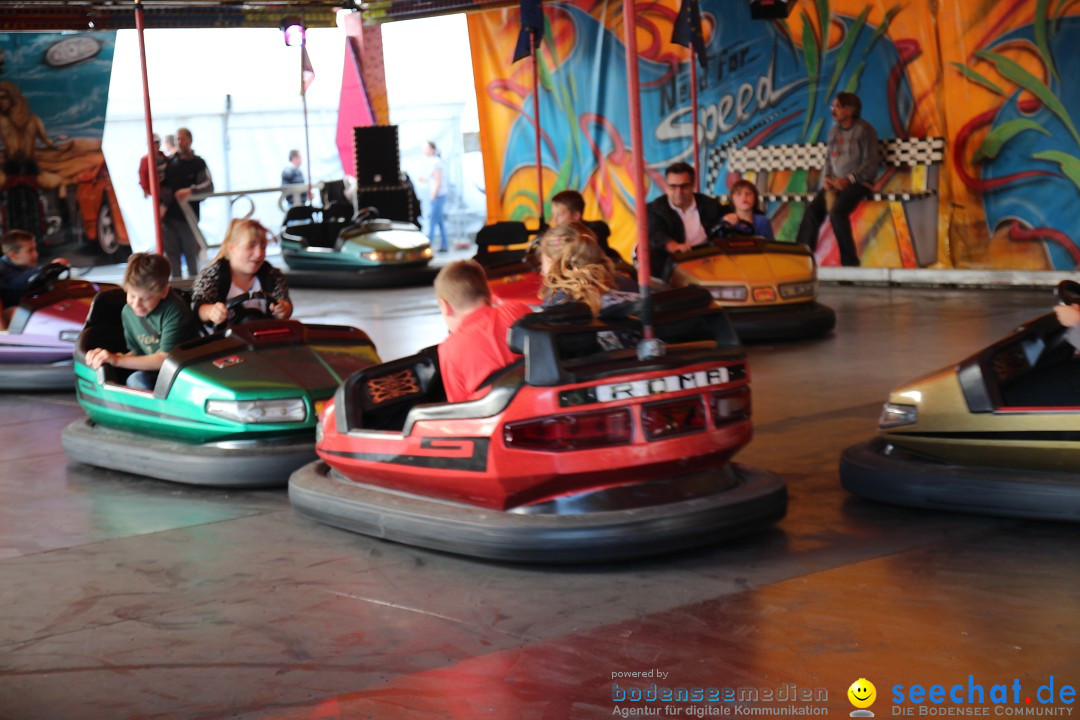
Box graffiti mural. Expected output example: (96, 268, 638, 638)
(0, 32, 127, 260)
(469, 0, 1080, 270)
(942, 1, 1080, 270)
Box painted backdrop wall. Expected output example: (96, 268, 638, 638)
(0, 32, 128, 260)
(468, 0, 1079, 270)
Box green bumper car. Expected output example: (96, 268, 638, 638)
(61, 288, 381, 487)
(279, 204, 436, 288)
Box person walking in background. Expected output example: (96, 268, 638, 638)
(162, 127, 213, 278)
(795, 92, 880, 267)
(281, 149, 305, 207)
(420, 141, 449, 252)
(163, 134, 177, 157)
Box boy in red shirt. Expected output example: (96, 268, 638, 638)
(435, 260, 531, 403)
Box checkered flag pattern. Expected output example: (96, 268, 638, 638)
(726, 137, 944, 173)
(701, 113, 782, 193)
(720, 137, 945, 203)
(727, 143, 828, 172)
(882, 137, 944, 166)
(705, 146, 727, 191)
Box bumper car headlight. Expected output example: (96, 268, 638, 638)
(779, 281, 816, 299)
(206, 398, 307, 424)
(879, 402, 917, 429)
(422, 247, 433, 258)
(708, 285, 748, 302)
(363, 251, 385, 262)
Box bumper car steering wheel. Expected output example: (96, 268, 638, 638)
(25, 261, 70, 294)
(712, 219, 756, 240)
(212, 290, 276, 332)
(353, 206, 378, 224)
(1055, 280, 1080, 306)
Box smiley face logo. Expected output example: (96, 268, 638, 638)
(848, 678, 877, 709)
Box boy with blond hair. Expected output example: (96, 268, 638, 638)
(85, 253, 198, 391)
(435, 260, 531, 403)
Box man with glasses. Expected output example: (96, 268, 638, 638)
(796, 92, 880, 267)
(646, 162, 723, 280)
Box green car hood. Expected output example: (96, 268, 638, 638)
(75, 321, 380, 444)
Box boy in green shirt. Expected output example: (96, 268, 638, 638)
(85, 253, 198, 391)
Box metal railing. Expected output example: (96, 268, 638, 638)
(177, 180, 344, 251)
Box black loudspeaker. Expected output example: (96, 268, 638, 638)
(750, 0, 794, 19)
(356, 183, 420, 226)
(354, 125, 401, 186)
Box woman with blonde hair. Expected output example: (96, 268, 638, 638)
(540, 224, 638, 313)
(192, 218, 292, 326)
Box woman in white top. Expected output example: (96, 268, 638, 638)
(422, 141, 450, 252)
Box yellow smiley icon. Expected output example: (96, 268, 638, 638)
(848, 678, 877, 709)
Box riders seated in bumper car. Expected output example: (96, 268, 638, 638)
(289, 271, 786, 562)
(63, 248, 381, 488)
(0, 230, 108, 390)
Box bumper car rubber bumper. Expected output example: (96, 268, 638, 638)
(728, 301, 835, 342)
(62, 418, 314, 488)
(840, 437, 1080, 521)
(0, 361, 74, 391)
(289, 461, 787, 563)
(282, 265, 438, 289)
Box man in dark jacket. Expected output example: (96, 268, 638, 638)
(646, 162, 723, 280)
(162, 127, 213, 278)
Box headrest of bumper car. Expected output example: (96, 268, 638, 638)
(476, 221, 529, 248)
(284, 205, 316, 224)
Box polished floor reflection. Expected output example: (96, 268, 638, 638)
(1, 284, 1077, 720)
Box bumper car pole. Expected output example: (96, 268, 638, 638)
(691, 48, 699, 191)
(531, 32, 544, 227)
(135, 0, 164, 255)
(623, 0, 664, 360)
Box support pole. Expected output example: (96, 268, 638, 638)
(690, 52, 700, 191)
(135, 0, 163, 254)
(622, 0, 655, 341)
(531, 31, 544, 226)
(302, 41, 313, 205)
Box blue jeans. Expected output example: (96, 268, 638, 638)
(126, 371, 157, 392)
(428, 194, 448, 251)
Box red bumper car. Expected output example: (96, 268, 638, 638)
(289, 287, 786, 562)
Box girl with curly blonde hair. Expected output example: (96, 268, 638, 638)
(541, 224, 638, 314)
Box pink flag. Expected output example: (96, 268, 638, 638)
(301, 46, 315, 96)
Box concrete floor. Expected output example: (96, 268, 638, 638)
(2, 283, 1078, 720)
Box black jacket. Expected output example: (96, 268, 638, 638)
(191, 259, 289, 321)
(0, 257, 37, 308)
(646, 193, 724, 277)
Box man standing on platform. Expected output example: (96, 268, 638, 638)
(796, 92, 880, 267)
(162, 127, 213, 278)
